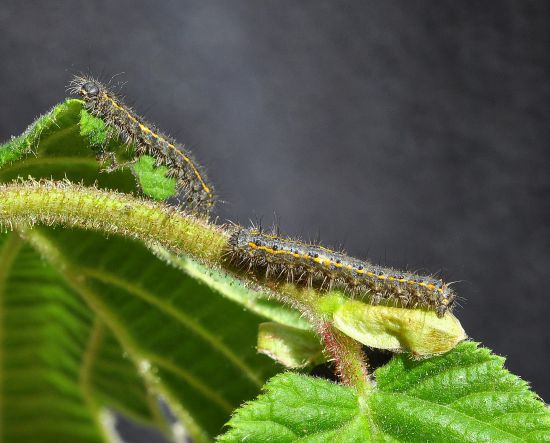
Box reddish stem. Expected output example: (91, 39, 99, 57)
(318, 321, 369, 390)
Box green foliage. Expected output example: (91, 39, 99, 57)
(218, 372, 368, 443)
(131, 155, 177, 201)
(79, 108, 112, 147)
(0, 100, 134, 193)
(257, 322, 326, 369)
(0, 233, 149, 443)
(0, 100, 304, 442)
(219, 342, 550, 442)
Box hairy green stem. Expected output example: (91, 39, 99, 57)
(0, 180, 228, 263)
(318, 322, 370, 392)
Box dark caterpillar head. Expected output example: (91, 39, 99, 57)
(79, 81, 100, 98)
(67, 75, 103, 100)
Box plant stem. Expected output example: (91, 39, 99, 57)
(317, 321, 371, 393)
(278, 285, 371, 391)
(0, 180, 228, 263)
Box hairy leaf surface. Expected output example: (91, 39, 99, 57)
(219, 342, 550, 442)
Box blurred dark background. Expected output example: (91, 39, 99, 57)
(1, 1, 549, 441)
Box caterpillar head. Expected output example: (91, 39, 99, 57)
(79, 81, 100, 98)
(68, 75, 102, 100)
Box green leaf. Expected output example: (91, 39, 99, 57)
(318, 294, 466, 357)
(218, 342, 550, 442)
(78, 108, 113, 147)
(257, 322, 326, 369)
(371, 341, 550, 442)
(218, 372, 371, 443)
(0, 233, 105, 443)
(0, 100, 135, 193)
(131, 155, 177, 201)
(0, 100, 306, 442)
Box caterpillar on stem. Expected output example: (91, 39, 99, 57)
(227, 227, 456, 317)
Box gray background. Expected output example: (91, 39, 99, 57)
(1, 1, 549, 441)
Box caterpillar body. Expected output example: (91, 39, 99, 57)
(69, 75, 214, 216)
(228, 228, 456, 316)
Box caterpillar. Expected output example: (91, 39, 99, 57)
(228, 227, 456, 317)
(68, 75, 214, 216)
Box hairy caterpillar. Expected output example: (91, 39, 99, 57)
(68, 75, 214, 216)
(228, 227, 456, 316)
